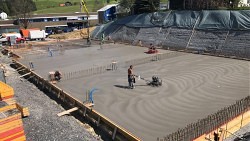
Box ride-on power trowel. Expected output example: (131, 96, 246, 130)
(137, 75, 162, 87)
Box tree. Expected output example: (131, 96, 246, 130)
(0, 0, 36, 28)
(118, 0, 136, 14)
(133, 0, 160, 14)
(0, 0, 10, 15)
(13, 0, 36, 29)
(118, 0, 160, 15)
(172, 0, 240, 10)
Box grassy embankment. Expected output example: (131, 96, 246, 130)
(33, 0, 118, 14)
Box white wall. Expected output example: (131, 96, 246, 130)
(238, 0, 250, 7)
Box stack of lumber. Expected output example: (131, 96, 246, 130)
(0, 81, 29, 141)
(0, 81, 14, 100)
(0, 102, 26, 141)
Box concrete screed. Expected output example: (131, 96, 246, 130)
(18, 43, 250, 141)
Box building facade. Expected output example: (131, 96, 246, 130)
(0, 13, 98, 30)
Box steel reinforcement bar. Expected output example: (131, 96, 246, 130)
(161, 96, 250, 141)
(124, 51, 186, 68)
(11, 60, 141, 141)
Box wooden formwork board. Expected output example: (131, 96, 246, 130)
(57, 107, 78, 117)
(194, 110, 250, 141)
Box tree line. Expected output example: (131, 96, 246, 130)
(0, 0, 36, 16)
(182, 0, 240, 10)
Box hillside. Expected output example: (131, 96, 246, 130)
(33, 0, 118, 14)
(33, 0, 168, 14)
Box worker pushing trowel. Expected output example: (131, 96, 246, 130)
(127, 65, 162, 89)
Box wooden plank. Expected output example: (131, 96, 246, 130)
(0, 113, 21, 123)
(15, 103, 29, 117)
(1, 130, 24, 141)
(57, 107, 78, 117)
(0, 105, 16, 112)
(19, 72, 31, 78)
(0, 116, 20, 125)
(84, 103, 94, 107)
(11, 135, 26, 141)
(219, 129, 226, 141)
(0, 126, 23, 138)
(3, 98, 16, 105)
(0, 119, 22, 131)
(0, 95, 14, 101)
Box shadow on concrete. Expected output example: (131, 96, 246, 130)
(114, 84, 148, 89)
(114, 85, 130, 89)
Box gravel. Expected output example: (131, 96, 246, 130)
(0, 53, 101, 141)
(224, 124, 250, 141)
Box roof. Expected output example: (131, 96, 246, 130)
(97, 4, 118, 12)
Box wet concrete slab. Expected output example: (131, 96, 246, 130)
(16, 42, 250, 141)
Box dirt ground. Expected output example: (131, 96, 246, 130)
(12, 39, 250, 141)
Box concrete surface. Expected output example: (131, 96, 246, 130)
(15, 42, 250, 141)
(0, 54, 101, 141)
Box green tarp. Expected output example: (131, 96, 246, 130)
(94, 10, 250, 31)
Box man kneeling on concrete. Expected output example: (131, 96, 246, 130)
(54, 71, 62, 81)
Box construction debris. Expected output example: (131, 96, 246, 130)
(49, 27, 96, 40)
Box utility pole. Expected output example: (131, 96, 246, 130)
(81, 0, 91, 45)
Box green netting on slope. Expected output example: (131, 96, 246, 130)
(132, 27, 162, 46)
(196, 10, 250, 30)
(115, 13, 157, 28)
(113, 11, 198, 28)
(196, 10, 231, 30)
(230, 10, 250, 30)
(91, 10, 250, 36)
(111, 26, 140, 43)
(91, 22, 122, 39)
(163, 11, 199, 28)
(223, 31, 250, 58)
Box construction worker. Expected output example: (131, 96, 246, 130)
(128, 65, 135, 89)
(101, 33, 105, 44)
(138, 40, 142, 47)
(54, 70, 62, 81)
(29, 61, 34, 70)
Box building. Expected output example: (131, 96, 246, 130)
(97, 4, 118, 24)
(238, 0, 250, 7)
(0, 24, 20, 34)
(0, 13, 98, 31)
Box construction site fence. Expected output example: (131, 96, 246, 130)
(62, 63, 116, 80)
(161, 96, 250, 141)
(124, 51, 185, 68)
(12, 60, 141, 141)
(61, 51, 186, 80)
